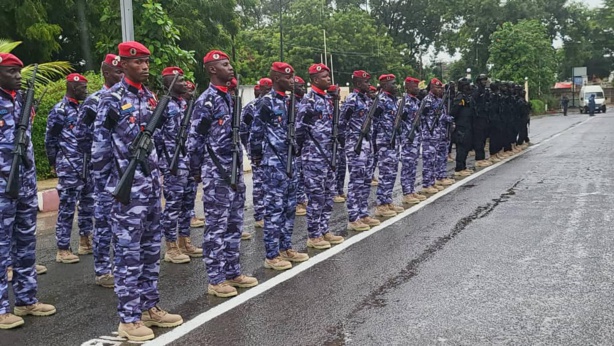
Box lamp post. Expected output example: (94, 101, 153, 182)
(279, 0, 283, 61)
(524, 77, 529, 102)
(466, 68, 472, 80)
(120, 0, 134, 42)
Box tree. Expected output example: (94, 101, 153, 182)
(488, 20, 557, 97)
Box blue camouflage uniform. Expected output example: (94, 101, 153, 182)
(75, 87, 113, 276)
(154, 97, 193, 242)
(296, 87, 335, 239)
(91, 78, 163, 323)
(335, 139, 347, 197)
(240, 98, 264, 223)
(420, 92, 446, 187)
(250, 89, 297, 259)
(45, 96, 94, 250)
(0, 89, 39, 314)
(188, 84, 245, 285)
(373, 92, 399, 205)
(400, 93, 421, 195)
(341, 90, 373, 222)
(436, 98, 453, 181)
(294, 95, 307, 206)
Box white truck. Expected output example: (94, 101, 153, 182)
(579, 85, 607, 113)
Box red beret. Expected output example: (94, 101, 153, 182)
(308, 63, 330, 75)
(294, 76, 305, 84)
(103, 54, 120, 67)
(430, 78, 443, 87)
(271, 62, 294, 75)
(118, 41, 150, 58)
(185, 81, 195, 91)
(405, 76, 420, 84)
(229, 78, 238, 89)
(0, 53, 23, 67)
(369, 85, 377, 92)
(254, 85, 260, 91)
(203, 50, 229, 64)
(161, 66, 184, 77)
(258, 78, 273, 87)
(378, 74, 395, 82)
(66, 73, 88, 83)
(352, 70, 370, 79)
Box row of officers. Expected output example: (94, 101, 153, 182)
(0, 40, 530, 340)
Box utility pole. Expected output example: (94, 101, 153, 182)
(323, 30, 328, 66)
(279, 0, 283, 61)
(120, 0, 135, 42)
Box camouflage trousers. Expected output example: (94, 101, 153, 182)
(0, 193, 39, 314)
(295, 157, 307, 205)
(161, 171, 194, 242)
(346, 140, 372, 222)
(252, 165, 265, 222)
(55, 176, 94, 250)
(202, 177, 245, 285)
(93, 191, 113, 276)
(262, 165, 297, 259)
(375, 144, 399, 205)
(303, 159, 335, 238)
(335, 150, 347, 196)
(111, 197, 162, 323)
(422, 139, 438, 187)
(436, 138, 450, 180)
(401, 136, 421, 195)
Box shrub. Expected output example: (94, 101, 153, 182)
(541, 95, 560, 111)
(529, 99, 545, 115)
(33, 71, 104, 179)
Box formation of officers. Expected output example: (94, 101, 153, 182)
(0, 39, 531, 340)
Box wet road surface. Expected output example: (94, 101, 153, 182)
(5, 112, 608, 345)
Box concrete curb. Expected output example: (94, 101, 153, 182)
(37, 187, 59, 213)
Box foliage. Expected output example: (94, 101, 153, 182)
(488, 20, 557, 99)
(32, 71, 104, 179)
(540, 94, 560, 111)
(530, 99, 545, 115)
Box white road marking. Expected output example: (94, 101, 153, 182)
(144, 117, 592, 345)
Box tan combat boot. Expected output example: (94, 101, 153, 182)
(36, 264, 47, 275)
(307, 237, 331, 250)
(6, 266, 12, 282)
(279, 249, 309, 262)
(141, 306, 184, 328)
(190, 217, 205, 228)
(0, 313, 24, 329)
(78, 235, 93, 255)
(403, 194, 421, 205)
(208, 282, 237, 298)
(333, 195, 347, 203)
(370, 177, 379, 186)
(163, 241, 190, 264)
(440, 178, 455, 186)
(264, 257, 292, 271)
(413, 192, 427, 201)
(178, 236, 203, 258)
(56, 249, 80, 264)
(226, 274, 259, 288)
(375, 204, 396, 217)
(360, 216, 381, 226)
(95, 273, 114, 288)
(434, 184, 445, 191)
(13, 302, 56, 317)
(388, 204, 404, 213)
(423, 186, 439, 194)
(347, 220, 370, 232)
(490, 155, 501, 163)
(254, 220, 264, 228)
(295, 203, 307, 216)
(323, 232, 344, 244)
(118, 321, 155, 341)
(241, 232, 252, 240)
(475, 160, 492, 167)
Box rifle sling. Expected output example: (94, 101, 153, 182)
(306, 130, 334, 171)
(205, 143, 232, 186)
(262, 126, 289, 177)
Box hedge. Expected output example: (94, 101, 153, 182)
(32, 71, 104, 180)
(530, 99, 545, 115)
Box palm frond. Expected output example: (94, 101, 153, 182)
(21, 62, 74, 89)
(0, 40, 22, 53)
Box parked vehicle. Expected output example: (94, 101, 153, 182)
(579, 85, 606, 113)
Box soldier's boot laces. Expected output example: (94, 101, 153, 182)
(264, 257, 292, 271)
(361, 216, 381, 226)
(163, 241, 191, 264)
(118, 321, 155, 341)
(141, 306, 183, 328)
(13, 302, 56, 317)
(207, 282, 237, 298)
(348, 220, 370, 232)
(279, 249, 309, 262)
(323, 232, 344, 244)
(0, 313, 24, 329)
(56, 249, 80, 264)
(178, 236, 203, 258)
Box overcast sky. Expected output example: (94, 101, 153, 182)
(582, 0, 603, 8)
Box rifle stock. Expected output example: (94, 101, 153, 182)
(354, 92, 381, 155)
(5, 64, 38, 199)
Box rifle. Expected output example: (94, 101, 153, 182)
(354, 91, 381, 155)
(169, 86, 197, 176)
(286, 88, 297, 178)
(5, 64, 38, 199)
(407, 97, 427, 143)
(230, 76, 242, 190)
(390, 93, 407, 147)
(34, 86, 48, 112)
(429, 84, 451, 134)
(112, 74, 179, 204)
(330, 86, 340, 171)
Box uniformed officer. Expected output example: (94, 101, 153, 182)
(368, 85, 379, 186)
(399, 76, 427, 205)
(91, 41, 183, 341)
(487, 80, 504, 163)
(472, 74, 493, 168)
(293, 76, 308, 216)
(450, 78, 476, 177)
(0, 53, 56, 329)
(188, 50, 258, 298)
(75, 53, 123, 287)
(342, 70, 381, 231)
(45, 73, 94, 263)
(154, 67, 202, 264)
(184, 81, 207, 229)
(420, 78, 447, 194)
(434, 83, 455, 188)
(373, 74, 404, 217)
(250, 62, 309, 270)
(296, 63, 345, 249)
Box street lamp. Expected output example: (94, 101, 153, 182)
(524, 77, 529, 102)
(466, 68, 472, 80)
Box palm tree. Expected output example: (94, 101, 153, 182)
(0, 39, 73, 89)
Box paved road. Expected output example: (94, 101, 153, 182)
(5, 112, 607, 345)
